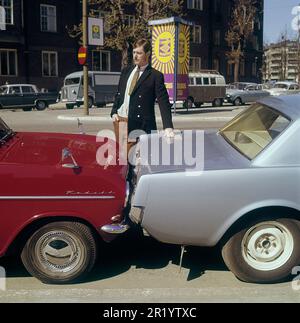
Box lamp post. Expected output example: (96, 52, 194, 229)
(82, 0, 89, 116)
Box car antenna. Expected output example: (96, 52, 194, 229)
(77, 118, 85, 134)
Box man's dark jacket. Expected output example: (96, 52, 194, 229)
(111, 65, 173, 134)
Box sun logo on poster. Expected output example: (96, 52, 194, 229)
(152, 25, 175, 74)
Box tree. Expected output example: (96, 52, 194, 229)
(225, 0, 257, 82)
(68, 0, 183, 68)
(279, 31, 289, 81)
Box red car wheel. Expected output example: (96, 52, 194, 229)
(21, 221, 97, 284)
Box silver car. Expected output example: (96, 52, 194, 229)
(267, 81, 300, 97)
(225, 83, 270, 106)
(130, 95, 300, 284)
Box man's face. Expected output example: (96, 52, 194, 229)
(133, 45, 149, 67)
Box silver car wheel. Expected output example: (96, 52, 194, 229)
(242, 221, 294, 271)
(35, 230, 85, 273)
(21, 221, 97, 284)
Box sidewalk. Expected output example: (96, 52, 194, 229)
(53, 103, 243, 123)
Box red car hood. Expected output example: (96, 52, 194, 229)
(0, 132, 124, 171)
(0, 131, 127, 201)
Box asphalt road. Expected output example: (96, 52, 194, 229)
(0, 105, 299, 303)
(0, 103, 241, 134)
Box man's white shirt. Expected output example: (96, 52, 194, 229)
(117, 64, 148, 118)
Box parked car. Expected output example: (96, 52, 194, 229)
(225, 83, 270, 106)
(130, 95, 300, 284)
(0, 118, 128, 284)
(184, 70, 226, 109)
(267, 81, 300, 96)
(60, 71, 120, 109)
(0, 84, 58, 111)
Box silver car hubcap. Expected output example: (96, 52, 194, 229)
(242, 221, 294, 271)
(35, 230, 85, 274)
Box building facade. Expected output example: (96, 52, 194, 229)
(263, 40, 300, 82)
(0, 0, 81, 91)
(184, 0, 264, 83)
(0, 0, 264, 91)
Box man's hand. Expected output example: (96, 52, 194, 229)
(112, 114, 120, 122)
(164, 128, 175, 138)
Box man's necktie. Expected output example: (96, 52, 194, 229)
(128, 68, 140, 96)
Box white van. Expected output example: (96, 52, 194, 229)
(185, 70, 226, 108)
(60, 71, 120, 109)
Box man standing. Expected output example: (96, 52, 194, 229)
(111, 38, 174, 155)
(102, 39, 174, 234)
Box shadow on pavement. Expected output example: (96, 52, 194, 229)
(87, 228, 227, 283)
(0, 227, 227, 284)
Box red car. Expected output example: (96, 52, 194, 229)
(0, 118, 128, 284)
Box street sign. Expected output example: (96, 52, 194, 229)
(78, 46, 87, 65)
(88, 17, 104, 46)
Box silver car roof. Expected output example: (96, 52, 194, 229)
(258, 95, 300, 120)
(65, 71, 120, 78)
(0, 84, 36, 87)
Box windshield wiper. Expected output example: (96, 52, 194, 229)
(0, 130, 16, 146)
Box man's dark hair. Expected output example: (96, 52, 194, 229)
(133, 38, 151, 54)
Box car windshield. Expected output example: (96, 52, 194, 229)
(0, 86, 8, 94)
(219, 104, 290, 160)
(230, 83, 256, 90)
(274, 83, 288, 89)
(0, 118, 15, 145)
(65, 77, 80, 85)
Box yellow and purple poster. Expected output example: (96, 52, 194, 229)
(150, 18, 190, 101)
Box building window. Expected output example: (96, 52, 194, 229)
(0, 0, 13, 24)
(187, 0, 203, 10)
(92, 50, 111, 71)
(42, 51, 58, 77)
(0, 49, 17, 76)
(255, 17, 261, 31)
(240, 59, 245, 77)
(40, 4, 57, 32)
(189, 57, 201, 72)
(213, 58, 220, 72)
(191, 25, 201, 44)
(252, 35, 259, 50)
(213, 30, 220, 46)
(214, 0, 221, 14)
(227, 62, 233, 76)
(124, 15, 135, 27)
(252, 61, 257, 77)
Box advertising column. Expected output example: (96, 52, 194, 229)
(149, 17, 192, 113)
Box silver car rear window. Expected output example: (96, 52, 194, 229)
(220, 104, 290, 160)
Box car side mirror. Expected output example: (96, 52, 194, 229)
(61, 148, 80, 169)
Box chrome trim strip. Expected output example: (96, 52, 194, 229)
(0, 196, 115, 200)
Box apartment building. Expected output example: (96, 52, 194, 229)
(0, 0, 81, 91)
(150, 0, 264, 83)
(263, 40, 300, 82)
(0, 0, 264, 91)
